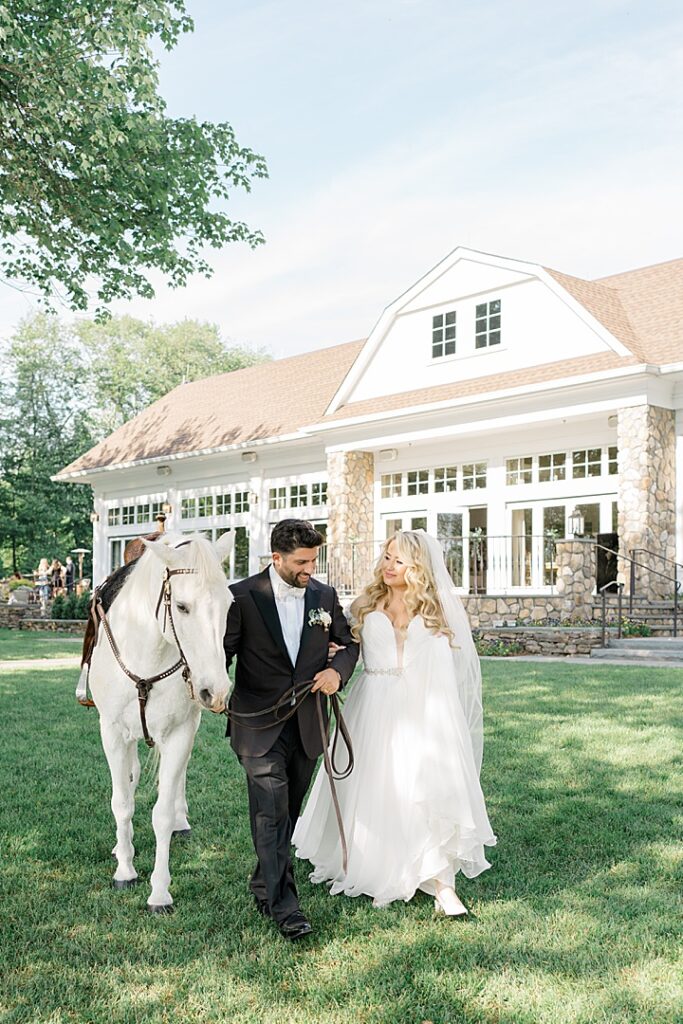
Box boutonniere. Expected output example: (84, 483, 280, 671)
(308, 608, 332, 631)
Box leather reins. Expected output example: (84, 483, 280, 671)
(93, 565, 198, 748)
(225, 682, 354, 872)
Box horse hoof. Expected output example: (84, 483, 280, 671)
(172, 828, 192, 838)
(147, 903, 174, 915)
(112, 877, 139, 890)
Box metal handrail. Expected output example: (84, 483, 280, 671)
(630, 546, 683, 576)
(591, 541, 679, 642)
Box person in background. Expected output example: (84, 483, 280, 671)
(36, 558, 50, 614)
(64, 556, 76, 594)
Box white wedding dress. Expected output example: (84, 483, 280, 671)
(292, 610, 497, 907)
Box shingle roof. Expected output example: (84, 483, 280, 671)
(57, 340, 365, 477)
(325, 351, 637, 422)
(57, 255, 682, 478)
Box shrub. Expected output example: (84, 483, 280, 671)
(74, 593, 92, 620)
(51, 595, 66, 619)
(620, 619, 652, 637)
(475, 637, 524, 657)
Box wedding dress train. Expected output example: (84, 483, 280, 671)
(293, 610, 496, 907)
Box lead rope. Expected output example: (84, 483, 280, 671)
(226, 683, 354, 872)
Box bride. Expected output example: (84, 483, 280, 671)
(292, 529, 496, 916)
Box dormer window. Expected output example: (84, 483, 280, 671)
(475, 299, 501, 349)
(432, 311, 456, 358)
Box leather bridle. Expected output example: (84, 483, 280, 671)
(94, 563, 198, 748)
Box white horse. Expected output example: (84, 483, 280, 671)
(87, 531, 234, 912)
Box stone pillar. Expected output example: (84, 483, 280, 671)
(326, 450, 375, 594)
(555, 539, 595, 620)
(617, 405, 676, 599)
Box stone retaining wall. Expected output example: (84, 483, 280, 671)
(475, 627, 608, 656)
(463, 595, 566, 628)
(18, 618, 86, 634)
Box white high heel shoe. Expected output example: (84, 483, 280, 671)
(433, 884, 468, 917)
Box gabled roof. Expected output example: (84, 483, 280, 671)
(56, 340, 365, 478)
(57, 252, 682, 480)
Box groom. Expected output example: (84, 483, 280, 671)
(224, 519, 358, 940)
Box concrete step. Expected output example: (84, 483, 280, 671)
(590, 647, 683, 662)
(608, 637, 683, 651)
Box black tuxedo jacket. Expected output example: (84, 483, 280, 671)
(224, 568, 359, 758)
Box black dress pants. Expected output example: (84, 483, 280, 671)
(237, 716, 317, 923)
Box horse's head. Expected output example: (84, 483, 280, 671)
(143, 532, 235, 712)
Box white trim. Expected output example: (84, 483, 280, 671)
(325, 246, 635, 414)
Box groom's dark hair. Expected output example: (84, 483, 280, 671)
(271, 519, 323, 554)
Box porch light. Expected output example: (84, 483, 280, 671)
(161, 502, 173, 515)
(248, 491, 259, 506)
(89, 511, 100, 523)
(156, 465, 172, 477)
(568, 508, 585, 538)
(378, 448, 398, 462)
(241, 451, 257, 463)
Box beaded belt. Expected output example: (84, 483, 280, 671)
(365, 667, 403, 676)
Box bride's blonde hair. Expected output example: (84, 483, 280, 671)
(352, 531, 455, 645)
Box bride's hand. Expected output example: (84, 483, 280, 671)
(327, 641, 345, 662)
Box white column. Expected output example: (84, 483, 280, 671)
(248, 471, 268, 575)
(92, 493, 108, 586)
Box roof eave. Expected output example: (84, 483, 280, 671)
(52, 430, 310, 483)
(303, 362, 655, 434)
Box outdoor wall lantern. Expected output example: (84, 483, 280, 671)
(241, 451, 257, 463)
(89, 511, 100, 523)
(248, 491, 260, 506)
(161, 502, 173, 515)
(156, 465, 172, 477)
(568, 508, 585, 538)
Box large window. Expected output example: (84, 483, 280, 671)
(215, 493, 231, 516)
(475, 299, 501, 349)
(234, 491, 250, 514)
(432, 311, 456, 359)
(122, 505, 136, 525)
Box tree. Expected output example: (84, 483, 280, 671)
(0, 1, 267, 313)
(0, 314, 93, 573)
(77, 314, 269, 434)
(0, 311, 268, 572)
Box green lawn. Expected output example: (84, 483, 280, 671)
(0, 627, 82, 661)
(0, 661, 681, 1024)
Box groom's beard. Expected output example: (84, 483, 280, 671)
(275, 566, 312, 589)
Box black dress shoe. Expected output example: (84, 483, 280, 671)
(278, 911, 313, 941)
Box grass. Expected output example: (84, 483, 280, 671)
(0, 627, 82, 661)
(0, 660, 681, 1024)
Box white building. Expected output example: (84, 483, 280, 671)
(56, 247, 683, 609)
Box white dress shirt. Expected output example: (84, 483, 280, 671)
(269, 563, 306, 665)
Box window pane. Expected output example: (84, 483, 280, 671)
(445, 311, 456, 325)
(490, 299, 501, 314)
(433, 314, 443, 328)
(489, 332, 501, 345)
(445, 325, 456, 340)
(476, 303, 486, 316)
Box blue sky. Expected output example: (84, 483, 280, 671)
(3, 0, 682, 356)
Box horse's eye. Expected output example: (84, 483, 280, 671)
(176, 602, 190, 614)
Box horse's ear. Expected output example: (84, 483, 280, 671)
(215, 530, 235, 563)
(142, 538, 178, 566)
